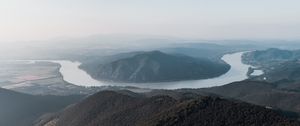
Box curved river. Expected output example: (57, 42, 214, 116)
(46, 51, 260, 89)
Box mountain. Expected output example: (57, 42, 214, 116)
(242, 48, 300, 66)
(258, 61, 300, 83)
(242, 48, 300, 83)
(194, 81, 300, 118)
(81, 51, 230, 83)
(0, 88, 83, 126)
(39, 90, 299, 126)
(160, 43, 231, 60)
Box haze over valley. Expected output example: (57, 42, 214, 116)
(2, 0, 300, 126)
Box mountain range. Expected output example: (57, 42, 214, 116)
(242, 48, 300, 83)
(38, 90, 299, 126)
(242, 48, 300, 66)
(3, 47, 300, 126)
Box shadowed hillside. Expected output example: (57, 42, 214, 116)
(194, 81, 300, 118)
(39, 91, 299, 126)
(0, 88, 83, 126)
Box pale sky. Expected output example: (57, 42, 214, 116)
(1, 0, 300, 42)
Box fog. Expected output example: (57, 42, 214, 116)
(1, 0, 300, 43)
(1, 0, 300, 58)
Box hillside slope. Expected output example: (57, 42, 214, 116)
(242, 48, 300, 66)
(242, 48, 300, 83)
(196, 81, 300, 117)
(81, 51, 230, 83)
(40, 91, 299, 126)
(0, 88, 83, 126)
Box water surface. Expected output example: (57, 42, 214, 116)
(251, 69, 264, 76)
(47, 51, 257, 89)
(50, 60, 103, 86)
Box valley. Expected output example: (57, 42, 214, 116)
(1, 50, 256, 92)
(2, 1, 300, 126)
(2, 43, 300, 126)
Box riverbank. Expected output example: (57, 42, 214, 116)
(2, 51, 260, 90)
(48, 51, 255, 89)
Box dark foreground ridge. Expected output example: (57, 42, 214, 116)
(39, 90, 300, 126)
(0, 87, 83, 126)
(198, 80, 300, 118)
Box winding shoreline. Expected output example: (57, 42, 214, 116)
(6, 51, 261, 89)
(47, 51, 257, 89)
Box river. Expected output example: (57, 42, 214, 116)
(43, 51, 263, 89)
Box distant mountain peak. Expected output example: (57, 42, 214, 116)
(133, 50, 170, 59)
